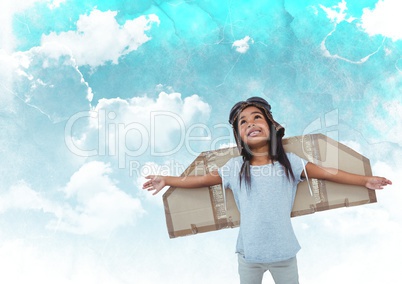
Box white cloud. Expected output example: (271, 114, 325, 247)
(0, 229, 240, 284)
(0, 239, 122, 284)
(0, 2, 15, 52)
(372, 161, 401, 220)
(361, 0, 402, 41)
(0, 50, 20, 111)
(232, 36, 254, 53)
(41, 9, 160, 67)
(79, 92, 211, 167)
(294, 157, 401, 283)
(52, 161, 145, 236)
(0, 181, 60, 215)
(47, 0, 65, 9)
(319, 0, 352, 24)
(302, 189, 401, 284)
(218, 142, 237, 149)
(369, 99, 402, 146)
(0, 162, 145, 238)
(339, 140, 362, 154)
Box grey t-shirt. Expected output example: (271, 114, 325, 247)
(218, 152, 307, 263)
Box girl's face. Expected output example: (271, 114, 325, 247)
(237, 106, 270, 149)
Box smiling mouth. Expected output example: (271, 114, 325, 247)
(248, 130, 261, 137)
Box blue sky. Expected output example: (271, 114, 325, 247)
(0, 0, 401, 283)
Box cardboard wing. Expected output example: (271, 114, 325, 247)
(163, 134, 376, 238)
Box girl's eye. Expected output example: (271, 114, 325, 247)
(239, 120, 246, 125)
(255, 114, 262, 119)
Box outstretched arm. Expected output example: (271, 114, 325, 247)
(303, 162, 392, 190)
(142, 170, 222, 195)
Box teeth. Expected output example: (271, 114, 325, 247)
(248, 130, 260, 137)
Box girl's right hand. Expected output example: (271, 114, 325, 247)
(142, 175, 166, 195)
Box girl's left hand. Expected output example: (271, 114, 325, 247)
(365, 176, 392, 190)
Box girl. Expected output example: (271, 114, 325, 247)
(142, 97, 392, 284)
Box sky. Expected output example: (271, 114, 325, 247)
(0, 0, 401, 283)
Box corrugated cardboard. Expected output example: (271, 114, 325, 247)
(163, 134, 376, 238)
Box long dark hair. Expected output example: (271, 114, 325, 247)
(229, 97, 294, 188)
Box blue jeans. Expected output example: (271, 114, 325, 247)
(238, 254, 299, 284)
